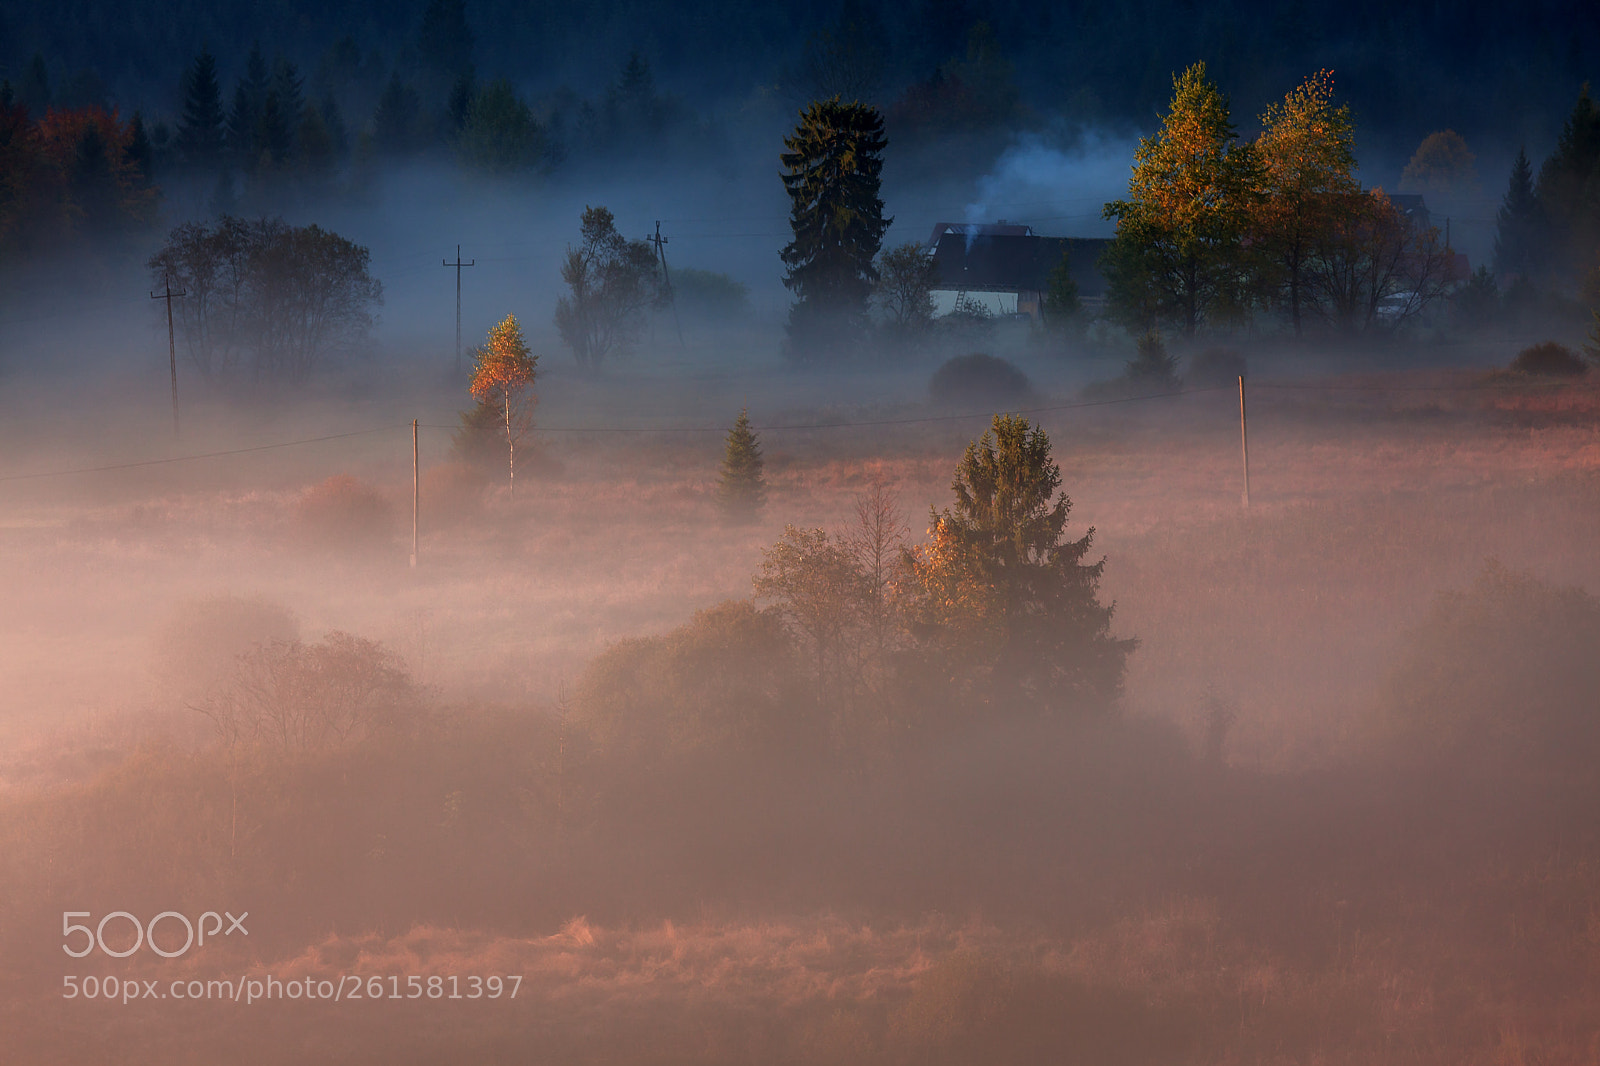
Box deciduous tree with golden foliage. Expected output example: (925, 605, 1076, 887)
(1251, 70, 1359, 337)
(1103, 62, 1260, 336)
(469, 314, 538, 497)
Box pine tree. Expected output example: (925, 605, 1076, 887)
(780, 98, 891, 360)
(717, 409, 767, 521)
(177, 50, 226, 168)
(1494, 147, 1540, 279)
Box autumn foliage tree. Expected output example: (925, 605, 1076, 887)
(1103, 63, 1260, 336)
(1308, 189, 1451, 334)
(0, 101, 154, 251)
(755, 526, 869, 709)
(1251, 70, 1360, 337)
(469, 314, 538, 497)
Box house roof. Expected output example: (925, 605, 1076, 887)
(930, 232, 1111, 297)
(926, 221, 1034, 246)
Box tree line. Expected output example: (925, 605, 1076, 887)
(3, 0, 1591, 152)
(0, 87, 155, 251)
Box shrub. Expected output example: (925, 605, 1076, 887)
(152, 595, 299, 698)
(929, 353, 1033, 408)
(574, 600, 809, 759)
(672, 267, 750, 319)
(195, 631, 417, 753)
(1509, 341, 1586, 377)
(293, 474, 394, 548)
(1187, 347, 1247, 388)
(1376, 562, 1600, 773)
(417, 461, 489, 524)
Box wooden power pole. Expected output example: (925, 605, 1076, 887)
(150, 280, 187, 439)
(646, 221, 684, 349)
(443, 246, 475, 375)
(410, 419, 419, 568)
(1238, 375, 1251, 509)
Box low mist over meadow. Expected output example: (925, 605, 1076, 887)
(2, 2, 1600, 1063)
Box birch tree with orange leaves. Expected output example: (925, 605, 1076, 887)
(469, 314, 538, 498)
(1252, 70, 1360, 338)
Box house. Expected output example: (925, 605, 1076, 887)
(1385, 193, 1472, 282)
(926, 221, 1111, 322)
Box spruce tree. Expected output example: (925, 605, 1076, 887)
(18, 53, 49, 114)
(227, 45, 271, 168)
(124, 112, 154, 185)
(1535, 86, 1600, 279)
(373, 73, 424, 155)
(416, 0, 475, 110)
(177, 50, 226, 168)
(1494, 148, 1541, 279)
(270, 58, 305, 159)
(717, 409, 767, 521)
(255, 92, 292, 169)
(780, 98, 891, 360)
(901, 414, 1136, 714)
(1043, 247, 1081, 326)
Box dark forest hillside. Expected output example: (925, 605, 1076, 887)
(0, 0, 1593, 149)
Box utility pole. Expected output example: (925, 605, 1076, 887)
(443, 245, 475, 375)
(645, 221, 685, 349)
(150, 279, 187, 439)
(1238, 375, 1251, 510)
(410, 419, 419, 568)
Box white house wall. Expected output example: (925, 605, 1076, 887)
(930, 290, 1017, 317)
